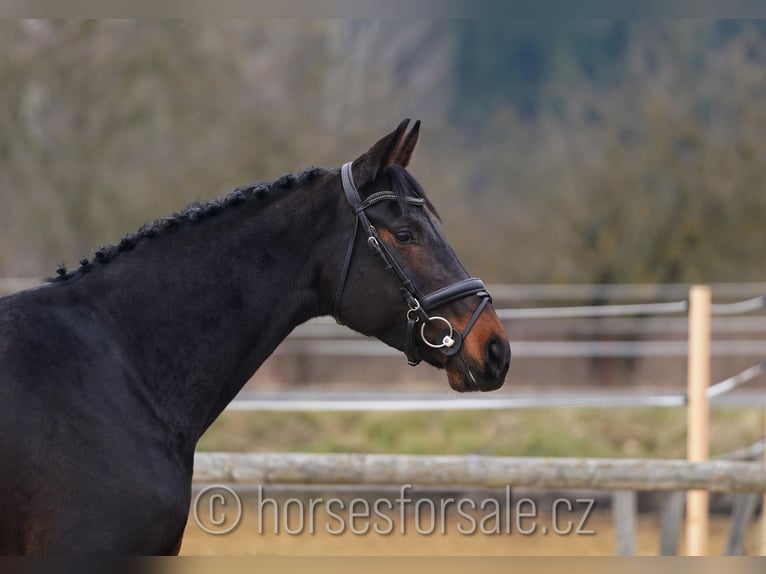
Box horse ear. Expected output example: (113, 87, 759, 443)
(395, 120, 420, 168)
(351, 119, 410, 186)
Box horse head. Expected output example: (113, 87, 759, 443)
(330, 119, 510, 392)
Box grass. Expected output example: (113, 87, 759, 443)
(197, 407, 765, 459)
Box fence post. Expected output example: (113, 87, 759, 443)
(762, 403, 766, 556)
(659, 491, 684, 555)
(686, 285, 711, 556)
(613, 490, 637, 555)
(725, 493, 759, 555)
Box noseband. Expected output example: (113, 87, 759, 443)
(333, 162, 492, 366)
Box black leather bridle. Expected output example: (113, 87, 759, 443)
(333, 161, 492, 366)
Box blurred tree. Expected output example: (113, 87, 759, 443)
(449, 21, 766, 283)
(1, 20, 765, 285)
(0, 20, 451, 277)
(450, 20, 630, 123)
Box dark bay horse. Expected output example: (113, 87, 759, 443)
(0, 119, 510, 554)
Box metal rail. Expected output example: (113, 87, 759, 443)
(226, 363, 765, 413)
(278, 339, 766, 358)
(496, 301, 689, 320)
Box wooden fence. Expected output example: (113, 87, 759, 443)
(193, 284, 766, 556)
(193, 452, 766, 492)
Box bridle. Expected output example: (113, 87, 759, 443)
(333, 161, 492, 366)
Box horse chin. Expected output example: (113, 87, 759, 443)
(446, 358, 481, 392)
(446, 354, 506, 393)
(446, 371, 473, 392)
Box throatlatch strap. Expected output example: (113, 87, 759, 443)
(333, 216, 359, 325)
(405, 315, 421, 366)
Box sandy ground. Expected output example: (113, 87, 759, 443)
(180, 497, 762, 556)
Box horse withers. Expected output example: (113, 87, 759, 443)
(0, 120, 510, 554)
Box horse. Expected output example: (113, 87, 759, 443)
(0, 119, 510, 554)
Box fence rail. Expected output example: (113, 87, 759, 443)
(226, 362, 765, 412)
(487, 283, 766, 302)
(496, 300, 688, 320)
(193, 452, 766, 493)
(279, 339, 766, 358)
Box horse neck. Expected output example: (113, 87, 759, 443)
(78, 182, 341, 446)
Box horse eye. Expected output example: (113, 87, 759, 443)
(394, 230, 414, 244)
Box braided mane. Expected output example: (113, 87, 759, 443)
(49, 167, 328, 282)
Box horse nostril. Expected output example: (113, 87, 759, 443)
(486, 336, 510, 369)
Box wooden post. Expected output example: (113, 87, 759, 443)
(762, 409, 766, 555)
(613, 490, 637, 555)
(686, 285, 711, 556)
(725, 493, 759, 555)
(659, 491, 684, 555)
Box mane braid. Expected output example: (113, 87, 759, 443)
(47, 167, 328, 282)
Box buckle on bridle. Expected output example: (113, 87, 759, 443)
(406, 299, 421, 322)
